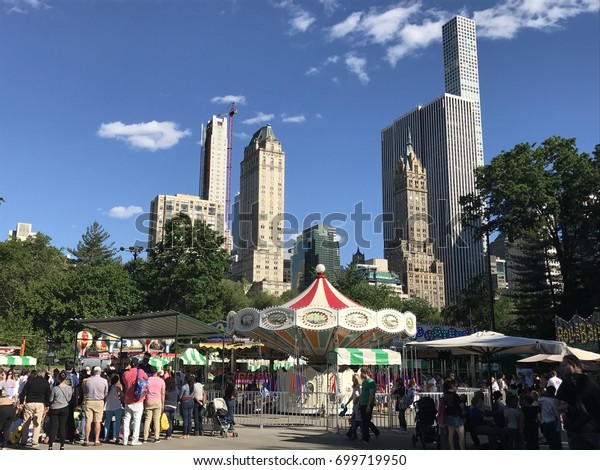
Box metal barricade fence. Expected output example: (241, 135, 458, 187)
(205, 388, 488, 431)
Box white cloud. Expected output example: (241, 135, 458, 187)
(305, 66, 320, 76)
(345, 53, 369, 85)
(332, 76, 341, 86)
(315, 113, 323, 119)
(108, 205, 143, 219)
(234, 131, 250, 140)
(211, 95, 247, 105)
(241, 112, 274, 126)
(325, 1, 599, 67)
(324, 55, 339, 65)
(290, 11, 316, 33)
(318, 0, 339, 13)
(4, 0, 49, 13)
(97, 120, 191, 151)
(330, 11, 363, 39)
(281, 114, 306, 123)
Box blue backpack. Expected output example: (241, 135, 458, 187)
(134, 368, 148, 400)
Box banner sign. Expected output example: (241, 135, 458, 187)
(555, 311, 600, 351)
(412, 324, 473, 342)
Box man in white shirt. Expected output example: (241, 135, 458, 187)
(547, 370, 562, 391)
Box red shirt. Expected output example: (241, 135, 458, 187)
(122, 367, 148, 405)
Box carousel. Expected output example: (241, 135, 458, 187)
(227, 264, 417, 363)
(227, 264, 417, 417)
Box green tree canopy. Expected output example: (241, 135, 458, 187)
(135, 213, 230, 323)
(460, 137, 600, 332)
(68, 221, 118, 265)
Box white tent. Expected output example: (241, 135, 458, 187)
(517, 346, 600, 363)
(406, 330, 565, 356)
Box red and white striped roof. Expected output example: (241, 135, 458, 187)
(282, 268, 361, 310)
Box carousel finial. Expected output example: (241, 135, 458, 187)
(316, 264, 326, 277)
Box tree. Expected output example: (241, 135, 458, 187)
(0, 234, 68, 356)
(460, 137, 600, 331)
(135, 213, 230, 323)
(68, 221, 118, 265)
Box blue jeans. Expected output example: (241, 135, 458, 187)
(103, 408, 122, 441)
(180, 400, 194, 436)
(226, 399, 236, 429)
(507, 428, 523, 449)
(540, 421, 562, 449)
(164, 407, 176, 438)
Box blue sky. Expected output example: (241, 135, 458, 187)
(1, 0, 599, 265)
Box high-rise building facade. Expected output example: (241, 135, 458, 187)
(148, 194, 224, 249)
(8, 222, 37, 241)
(200, 116, 228, 206)
(290, 224, 341, 291)
(387, 135, 445, 310)
(382, 15, 486, 304)
(443, 16, 484, 167)
(232, 125, 289, 295)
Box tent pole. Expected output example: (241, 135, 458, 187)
(174, 314, 179, 373)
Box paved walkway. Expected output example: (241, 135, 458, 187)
(8, 425, 568, 451)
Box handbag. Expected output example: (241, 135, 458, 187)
(160, 412, 169, 431)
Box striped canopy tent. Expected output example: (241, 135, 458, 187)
(228, 265, 417, 364)
(148, 357, 171, 370)
(180, 348, 207, 366)
(0, 355, 38, 366)
(327, 348, 403, 366)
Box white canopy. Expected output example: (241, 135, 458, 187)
(328, 348, 402, 366)
(517, 346, 600, 363)
(406, 330, 565, 356)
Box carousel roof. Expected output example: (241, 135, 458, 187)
(228, 265, 417, 364)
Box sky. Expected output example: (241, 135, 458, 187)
(1, 0, 599, 265)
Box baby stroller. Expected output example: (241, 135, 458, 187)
(411, 397, 440, 449)
(206, 398, 238, 438)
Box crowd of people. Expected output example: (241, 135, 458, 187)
(429, 354, 599, 450)
(0, 352, 239, 450)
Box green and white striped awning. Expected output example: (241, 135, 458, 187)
(180, 348, 207, 365)
(148, 357, 171, 370)
(0, 355, 38, 366)
(327, 348, 402, 366)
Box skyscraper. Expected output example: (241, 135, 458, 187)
(381, 15, 486, 304)
(200, 116, 228, 213)
(231, 124, 289, 295)
(290, 224, 341, 291)
(387, 133, 445, 310)
(443, 16, 484, 167)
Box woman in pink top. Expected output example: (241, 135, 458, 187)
(143, 367, 165, 443)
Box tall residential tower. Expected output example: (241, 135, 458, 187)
(231, 124, 289, 295)
(382, 16, 485, 304)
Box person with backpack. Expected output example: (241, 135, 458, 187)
(121, 358, 147, 446)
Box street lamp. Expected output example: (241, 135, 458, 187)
(120, 245, 144, 260)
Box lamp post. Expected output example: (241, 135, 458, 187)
(486, 231, 496, 332)
(120, 245, 144, 260)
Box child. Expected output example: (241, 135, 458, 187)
(521, 394, 541, 449)
(504, 394, 524, 449)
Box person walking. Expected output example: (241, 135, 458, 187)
(538, 385, 562, 450)
(143, 366, 165, 443)
(359, 366, 380, 443)
(47, 371, 72, 450)
(345, 373, 362, 439)
(18, 369, 51, 447)
(443, 379, 465, 450)
(391, 378, 408, 433)
(121, 358, 147, 446)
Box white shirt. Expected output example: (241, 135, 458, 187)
(492, 381, 500, 392)
(193, 382, 205, 403)
(547, 376, 562, 391)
